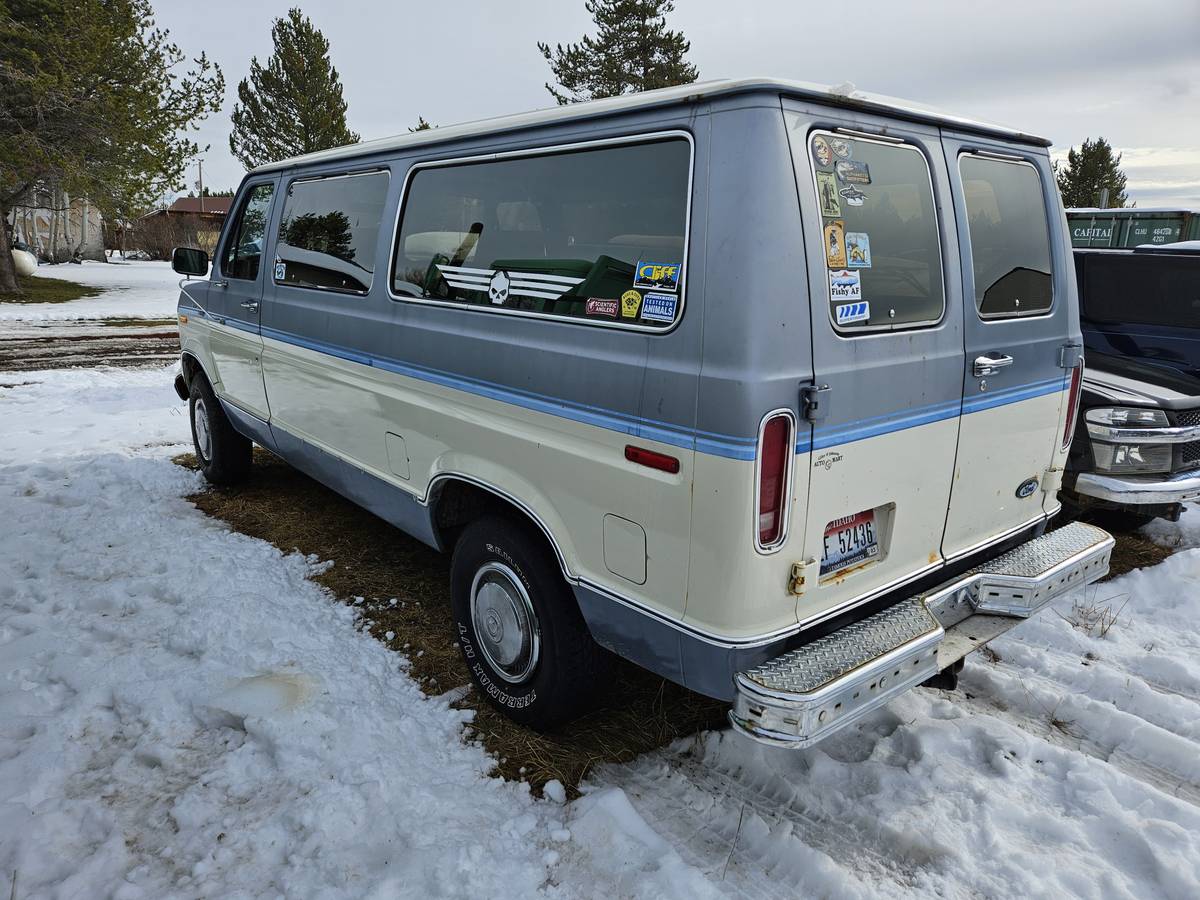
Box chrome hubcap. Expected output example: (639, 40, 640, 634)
(193, 397, 212, 461)
(470, 562, 539, 683)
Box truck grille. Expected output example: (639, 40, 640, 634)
(1176, 409, 1200, 470)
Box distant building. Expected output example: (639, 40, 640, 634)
(134, 196, 234, 256)
(139, 195, 234, 224)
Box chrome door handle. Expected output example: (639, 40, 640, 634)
(211, 279, 228, 289)
(973, 353, 1014, 377)
(239, 300, 259, 312)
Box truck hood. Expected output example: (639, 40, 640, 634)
(1083, 351, 1200, 410)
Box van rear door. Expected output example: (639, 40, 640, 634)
(939, 137, 1073, 557)
(783, 102, 965, 626)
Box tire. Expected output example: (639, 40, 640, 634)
(189, 371, 252, 485)
(450, 515, 608, 730)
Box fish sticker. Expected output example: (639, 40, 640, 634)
(835, 159, 871, 184)
(830, 138, 852, 159)
(836, 300, 871, 325)
(845, 232, 871, 268)
(812, 135, 834, 167)
(839, 185, 867, 207)
(824, 220, 846, 269)
(829, 269, 862, 303)
(816, 171, 841, 218)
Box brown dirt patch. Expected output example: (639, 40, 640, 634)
(0, 274, 103, 304)
(177, 450, 726, 797)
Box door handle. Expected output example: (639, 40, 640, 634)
(240, 300, 259, 312)
(973, 353, 1014, 377)
(211, 279, 228, 289)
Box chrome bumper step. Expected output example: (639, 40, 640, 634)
(730, 522, 1114, 748)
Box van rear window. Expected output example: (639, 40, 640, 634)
(275, 170, 390, 295)
(960, 155, 1052, 317)
(391, 137, 691, 329)
(809, 131, 944, 332)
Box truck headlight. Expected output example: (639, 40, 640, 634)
(1085, 407, 1169, 427)
(1090, 442, 1173, 474)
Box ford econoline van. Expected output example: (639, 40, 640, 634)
(171, 79, 1114, 748)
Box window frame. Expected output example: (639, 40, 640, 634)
(957, 150, 1056, 322)
(272, 167, 391, 297)
(807, 128, 947, 336)
(386, 129, 695, 334)
(219, 181, 275, 282)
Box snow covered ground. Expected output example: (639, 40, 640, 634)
(2, 264, 1200, 898)
(1, 259, 179, 321)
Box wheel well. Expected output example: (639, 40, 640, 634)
(181, 352, 202, 385)
(430, 478, 569, 576)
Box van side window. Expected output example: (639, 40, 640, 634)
(391, 137, 691, 329)
(275, 171, 390, 295)
(223, 184, 274, 280)
(809, 131, 944, 332)
(960, 155, 1052, 317)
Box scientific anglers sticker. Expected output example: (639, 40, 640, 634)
(839, 185, 866, 207)
(620, 290, 643, 318)
(640, 292, 678, 323)
(830, 137, 852, 159)
(812, 135, 834, 167)
(846, 232, 871, 268)
(816, 171, 841, 218)
(835, 159, 871, 184)
(274, 259, 286, 280)
(824, 220, 846, 268)
(586, 298, 619, 318)
(829, 269, 862, 303)
(633, 261, 680, 292)
(835, 300, 870, 325)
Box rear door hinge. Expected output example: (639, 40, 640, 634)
(800, 384, 831, 422)
(1059, 342, 1084, 369)
(789, 557, 820, 596)
(1042, 466, 1065, 495)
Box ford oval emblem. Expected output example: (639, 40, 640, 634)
(1016, 477, 1039, 499)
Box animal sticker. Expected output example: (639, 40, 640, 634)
(824, 220, 847, 269)
(812, 135, 834, 167)
(846, 232, 871, 268)
(835, 159, 871, 184)
(830, 137, 852, 159)
(829, 269, 862, 303)
(839, 185, 867, 207)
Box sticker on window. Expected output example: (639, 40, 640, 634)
(640, 292, 678, 323)
(830, 137, 852, 160)
(586, 298, 619, 318)
(846, 232, 871, 268)
(824, 220, 846, 268)
(829, 269, 862, 303)
(835, 300, 870, 325)
(620, 290, 642, 318)
(816, 171, 841, 218)
(839, 185, 866, 207)
(812, 135, 834, 167)
(835, 159, 871, 184)
(633, 261, 680, 292)
(274, 259, 286, 280)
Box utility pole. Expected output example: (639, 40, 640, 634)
(197, 159, 205, 214)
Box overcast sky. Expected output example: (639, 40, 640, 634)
(155, 0, 1200, 207)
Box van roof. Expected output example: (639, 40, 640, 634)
(250, 77, 1051, 175)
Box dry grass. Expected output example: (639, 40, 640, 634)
(176, 450, 726, 797)
(1056, 595, 1130, 639)
(0, 274, 102, 304)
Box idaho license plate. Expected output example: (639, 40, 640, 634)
(821, 510, 879, 577)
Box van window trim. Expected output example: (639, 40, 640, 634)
(272, 167, 392, 298)
(807, 128, 947, 336)
(218, 179, 276, 282)
(957, 150, 1057, 322)
(385, 129, 695, 335)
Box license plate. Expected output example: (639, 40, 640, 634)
(821, 510, 879, 577)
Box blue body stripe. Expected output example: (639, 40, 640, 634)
(180, 305, 1067, 461)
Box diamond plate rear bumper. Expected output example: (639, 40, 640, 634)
(730, 522, 1114, 748)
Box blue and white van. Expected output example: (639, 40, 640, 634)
(172, 79, 1113, 747)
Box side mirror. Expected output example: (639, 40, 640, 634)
(172, 246, 209, 277)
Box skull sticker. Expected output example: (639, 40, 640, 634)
(488, 270, 511, 304)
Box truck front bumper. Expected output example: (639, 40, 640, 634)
(729, 521, 1114, 749)
(1074, 469, 1200, 506)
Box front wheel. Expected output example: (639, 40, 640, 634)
(450, 516, 608, 729)
(189, 372, 252, 485)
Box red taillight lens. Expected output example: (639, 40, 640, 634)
(1063, 359, 1084, 450)
(757, 414, 793, 548)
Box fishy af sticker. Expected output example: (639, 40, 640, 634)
(812, 135, 834, 167)
(640, 292, 678, 323)
(816, 171, 841, 218)
(633, 261, 680, 292)
(846, 232, 872, 268)
(620, 289, 643, 318)
(586, 298, 619, 318)
(829, 269, 862, 303)
(839, 185, 867, 207)
(835, 159, 871, 184)
(824, 220, 847, 269)
(835, 300, 871, 325)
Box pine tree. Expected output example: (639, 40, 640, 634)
(1055, 137, 1129, 208)
(409, 116, 434, 132)
(0, 0, 223, 294)
(538, 0, 698, 105)
(228, 8, 359, 170)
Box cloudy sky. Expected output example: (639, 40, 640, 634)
(156, 0, 1200, 207)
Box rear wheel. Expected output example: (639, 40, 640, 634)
(189, 372, 252, 485)
(450, 515, 608, 729)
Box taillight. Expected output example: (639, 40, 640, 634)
(756, 411, 795, 550)
(1063, 358, 1084, 450)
